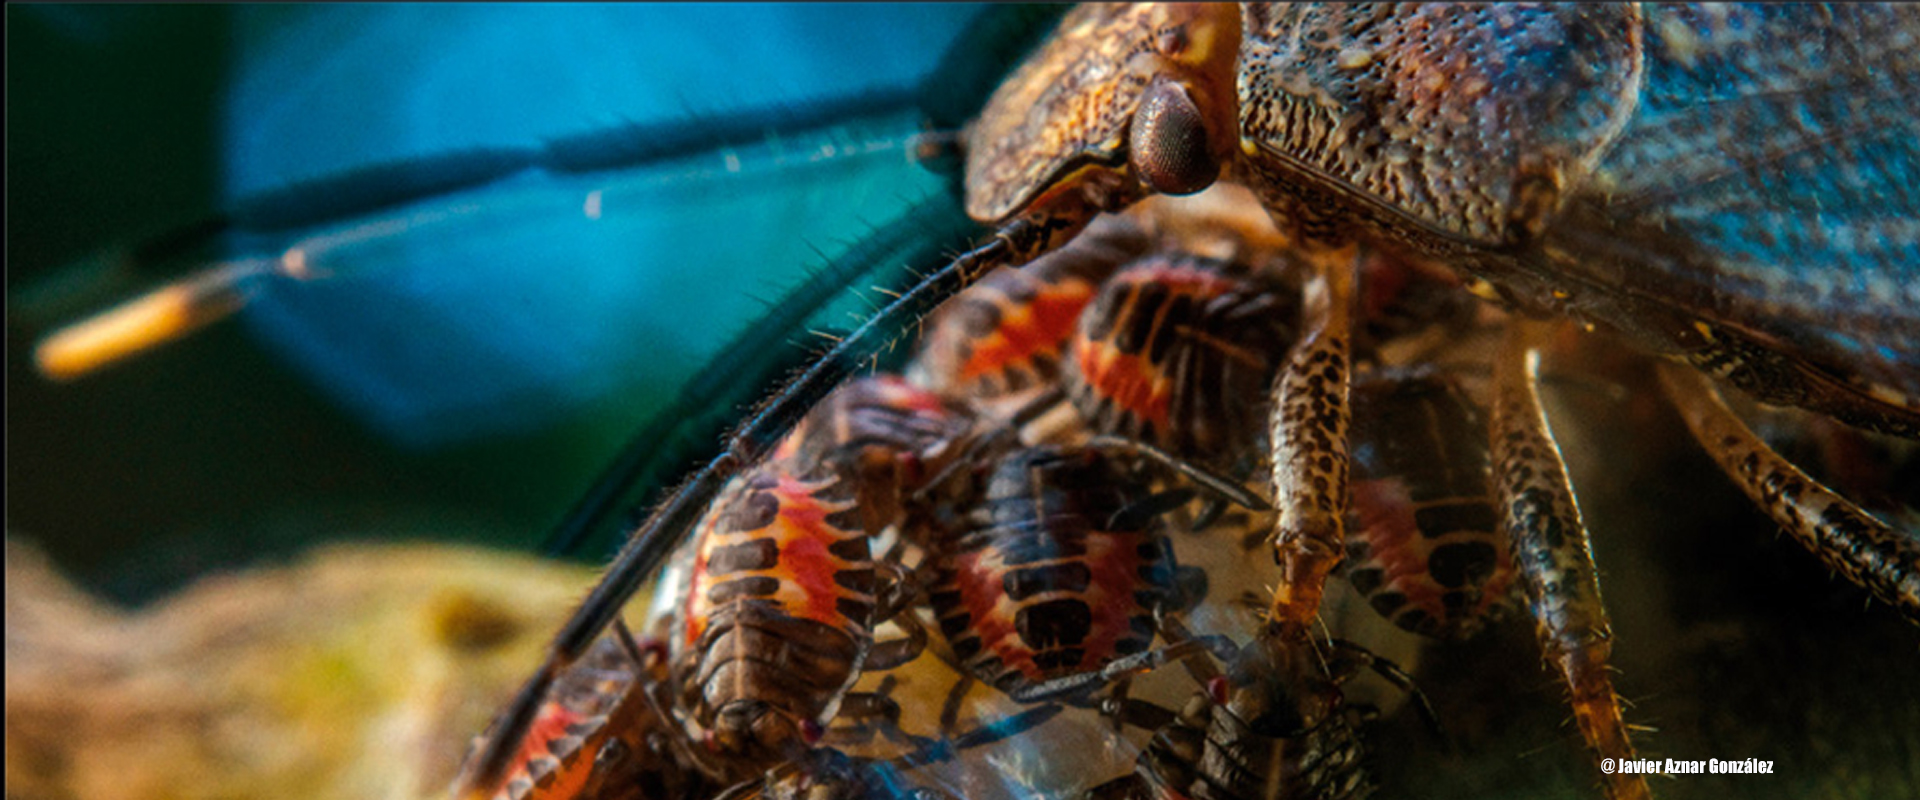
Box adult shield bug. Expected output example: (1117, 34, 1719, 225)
(953, 6, 1917, 798)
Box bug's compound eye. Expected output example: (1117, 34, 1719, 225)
(963, 3, 1241, 224)
(1131, 78, 1220, 196)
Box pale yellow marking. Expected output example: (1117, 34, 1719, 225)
(35, 265, 259, 381)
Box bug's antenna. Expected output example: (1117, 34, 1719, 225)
(34, 260, 269, 380)
(538, 194, 978, 557)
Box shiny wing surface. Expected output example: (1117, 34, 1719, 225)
(19, 5, 988, 447)
(1546, 3, 1920, 400)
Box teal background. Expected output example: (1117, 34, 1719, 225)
(7, 4, 988, 600)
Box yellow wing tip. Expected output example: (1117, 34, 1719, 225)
(34, 274, 250, 381)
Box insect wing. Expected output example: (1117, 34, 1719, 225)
(237, 4, 999, 447)
(1544, 3, 1920, 404)
(23, 4, 990, 448)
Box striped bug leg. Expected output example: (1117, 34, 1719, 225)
(1491, 319, 1647, 800)
(1656, 363, 1920, 624)
(1267, 243, 1359, 627)
(820, 676, 917, 750)
(1003, 634, 1221, 707)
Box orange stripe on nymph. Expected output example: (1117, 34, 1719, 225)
(1075, 336, 1173, 428)
(1351, 477, 1427, 592)
(748, 473, 869, 632)
(960, 282, 1095, 383)
(1068, 532, 1150, 674)
(500, 702, 588, 800)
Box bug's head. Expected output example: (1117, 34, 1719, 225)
(709, 699, 821, 761)
(1224, 624, 1342, 738)
(965, 3, 1242, 239)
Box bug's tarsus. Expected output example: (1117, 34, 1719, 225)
(1328, 638, 1450, 751)
(1103, 488, 1198, 534)
(1084, 433, 1270, 512)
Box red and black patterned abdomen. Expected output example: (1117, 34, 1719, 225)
(670, 461, 879, 767)
(1345, 372, 1514, 639)
(779, 375, 978, 533)
(1068, 254, 1296, 468)
(929, 445, 1181, 694)
(913, 215, 1146, 404)
(670, 374, 976, 769)
(484, 632, 694, 800)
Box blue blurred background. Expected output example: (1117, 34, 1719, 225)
(7, 4, 1003, 602)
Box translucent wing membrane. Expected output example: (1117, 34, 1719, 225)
(539, 194, 980, 558)
(234, 124, 956, 447)
(1547, 3, 1920, 401)
(23, 4, 993, 446)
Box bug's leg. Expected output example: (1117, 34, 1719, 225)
(824, 682, 919, 749)
(1153, 613, 1227, 686)
(1083, 434, 1272, 511)
(866, 612, 932, 672)
(1267, 243, 1358, 627)
(1492, 319, 1646, 800)
(711, 760, 807, 800)
(1004, 635, 1230, 705)
(937, 675, 976, 736)
(1325, 639, 1446, 747)
(866, 561, 933, 671)
(1656, 363, 1920, 624)
(1097, 695, 1182, 734)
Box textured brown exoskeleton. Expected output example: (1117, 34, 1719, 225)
(957, 5, 1920, 799)
(1080, 612, 1436, 800)
(457, 7, 1919, 800)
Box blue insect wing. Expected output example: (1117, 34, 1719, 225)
(221, 5, 985, 194)
(211, 4, 988, 446)
(1568, 3, 1920, 398)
